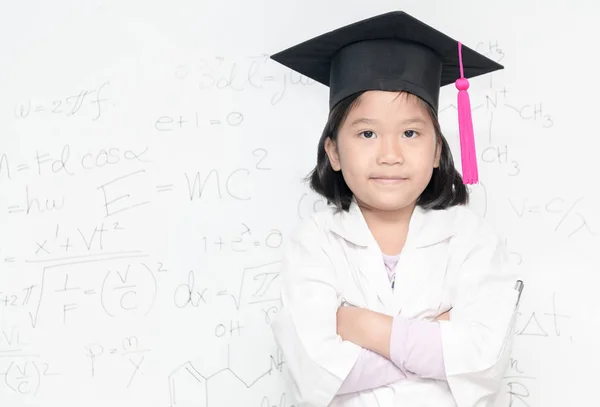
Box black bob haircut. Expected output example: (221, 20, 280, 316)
(305, 91, 469, 212)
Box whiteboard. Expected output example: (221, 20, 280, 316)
(1, 1, 599, 406)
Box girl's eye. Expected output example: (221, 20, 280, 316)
(403, 130, 419, 138)
(359, 131, 376, 139)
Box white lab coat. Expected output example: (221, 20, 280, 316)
(271, 199, 521, 407)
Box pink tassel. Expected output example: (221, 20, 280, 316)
(455, 42, 478, 184)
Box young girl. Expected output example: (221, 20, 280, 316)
(269, 11, 523, 407)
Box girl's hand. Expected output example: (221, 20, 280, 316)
(336, 305, 393, 358)
(435, 308, 452, 321)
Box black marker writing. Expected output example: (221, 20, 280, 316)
(85, 336, 150, 385)
(91, 81, 110, 120)
(261, 393, 295, 407)
(34, 240, 49, 255)
(252, 148, 270, 170)
(4, 360, 41, 395)
(97, 169, 151, 217)
(0, 286, 36, 308)
(475, 40, 505, 63)
(262, 306, 279, 324)
(174, 55, 314, 106)
(14, 100, 31, 118)
(185, 169, 251, 201)
(251, 272, 279, 299)
(485, 87, 509, 111)
(504, 239, 523, 266)
(22, 185, 66, 215)
(543, 292, 571, 337)
(203, 149, 273, 200)
(127, 356, 144, 388)
(25, 251, 149, 328)
(0, 327, 26, 347)
(36, 145, 74, 176)
(504, 358, 535, 407)
(508, 196, 595, 238)
(200, 228, 282, 253)
(3, 145, 150, 181)
(516, 292, 572, 341)
(14, 81, 110, 121)
(217, 261, 282, 311)
(77, 224, 108, 251)
(504, 103, 553, 128)
(80, 146, 149, 170)
(26, 222, 124, 255)
(214, 320, 244, 338)
(0, 153, 11, 181)
(100, 262, 157, 318)
(271, 69, 316, 106)
(174, 270, 208, 308)
(86, 344, 104, 377)
(64, 89, 89, 116)
(297, 192, 327, 220)
(155, 110, 245, 132)
(168, 344, 284, 407)
(63, 303, 79, 324)
(481, 145, 520, 177)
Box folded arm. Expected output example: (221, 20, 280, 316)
(337, 311, 450, 394)
(337, 346, 408, 395)
(336, 305, 448, 392)
(270, 218, 364, 405)
(336, 228, 521, 405)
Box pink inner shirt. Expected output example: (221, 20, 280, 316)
(382, 252, 400, 288)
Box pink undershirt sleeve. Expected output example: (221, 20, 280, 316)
(337, 347, 408, 394)
(389, 315, 447, 381)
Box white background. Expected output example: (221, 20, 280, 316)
(1, 1, 598, 406)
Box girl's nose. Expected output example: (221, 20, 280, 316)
(376, 136, 404, 165)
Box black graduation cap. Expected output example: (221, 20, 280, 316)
(269, 11, 504, 184)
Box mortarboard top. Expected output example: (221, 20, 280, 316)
(269, 11, 505, 184)
(269, 11, 503, 111)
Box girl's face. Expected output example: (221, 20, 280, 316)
(325, 91, 441, 213)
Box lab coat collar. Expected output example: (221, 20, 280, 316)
(327, 198, 457, 249)
(327, 198, 458, 312)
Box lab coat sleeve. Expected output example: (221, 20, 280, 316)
(438, 227, 521, 407)
(270, 217, 362, 406)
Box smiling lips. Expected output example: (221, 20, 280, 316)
(370, 176, 408, 184)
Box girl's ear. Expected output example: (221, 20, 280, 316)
(433, 136, 442, 168)
(325, 137, 342, 171)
